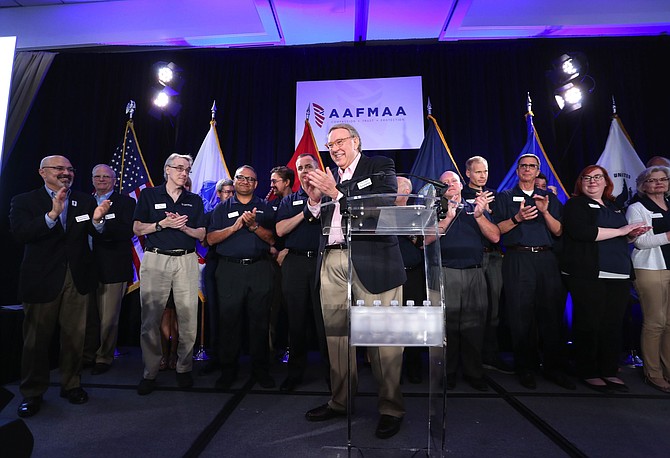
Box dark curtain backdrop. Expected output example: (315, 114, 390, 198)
(2, 36, 669, 304)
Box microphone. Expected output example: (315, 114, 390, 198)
(397, 173, 450, 193)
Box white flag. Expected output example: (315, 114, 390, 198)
(191, 120, 231, 213)
(596, 115, 645, 205)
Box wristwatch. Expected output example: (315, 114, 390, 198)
(155, 222, 163, 232)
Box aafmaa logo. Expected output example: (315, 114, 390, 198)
(312, 103, 325, 127)
(312, 102, 407, 127)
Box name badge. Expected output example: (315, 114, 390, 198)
(651, 213, 663, 218)
(256, 210, 265, 214)
(155, 203, 167, 210)
(272, 206, 278, 211)
(466, 211, 475, 215)
(71, 200, 78, 207)
(181, 203, 193, 207)
(75, 214, 90, 223)
(588, 203, 600, 209)
(357, 178, 372, 190)
(465, 199, 475, 204)
(293, 199, 304, 206)
(513, 196, 525, 202)
(228, 211, 240, 218)
(105, 213, 116, 220)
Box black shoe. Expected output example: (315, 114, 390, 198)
(137, 378, 156, 395)
(463, 375, 488, 392)
(305, 404, 346, 422)
(176, 371, 194, 388)
(582, 379, 612, 394)
(60, 387, 89, 404)
(604, 378, 630, 393)
(198, 360, 222, 376)
(446, 373, 457, 390)
(91, 363, 111, 375)
(279, 376, 302, 392)
(543, 370, 576, 390)
(17, 396, 42, 418)
(482, 358, 515, 375)
(375, 414, 402, 439)
(255, 373, 276, 389)
(215, 372, 237, 391)
(518, 371, 537, 389)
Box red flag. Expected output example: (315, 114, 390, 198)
(287, 119, 325, 192)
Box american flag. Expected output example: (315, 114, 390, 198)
(110, 119, 154, 291)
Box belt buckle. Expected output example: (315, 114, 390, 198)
(531, 246, 540, 253)
(240, 258, 253, 265)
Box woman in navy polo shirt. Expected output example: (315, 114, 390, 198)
(560, 165, 650, 393)
(626, 166, 670, 393)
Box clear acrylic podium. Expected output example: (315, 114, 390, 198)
(321, 190, 446, 456)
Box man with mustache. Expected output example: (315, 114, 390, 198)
(10, 155, 110, 417)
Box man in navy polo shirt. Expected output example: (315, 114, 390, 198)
(494, 153, 574, 391)
(207, 165, 276, 390)
(133, 153, 206, 395)
(431, 170, 500, 391)
(275, 154, 329, 392)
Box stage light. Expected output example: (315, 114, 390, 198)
(547, 52, 592, 114)
(153, 90, 169, 108)
(153, 61, 184, 94)
(554, 83, 583, 113)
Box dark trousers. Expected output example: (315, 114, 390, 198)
(482, 250, 503, 362)
(21, 268, 87, 397)
(566, 276, 630, 379)
(402, 264, 426, 373)
(215, 258, 273, 378)
(281, 252, 328, 378)
(502, 250, 567, 373)
(443, 267, 488, 378)
(203, 254, 219, 355)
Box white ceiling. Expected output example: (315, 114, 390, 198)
(1, 0, 670, 51)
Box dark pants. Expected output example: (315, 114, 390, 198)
(402, 264, 426, 373)
(482, 250, 503, 362)
(215, 258, 273, 378)
(502, 250, 567, 373)
(443, 267, 488, 378)
(203, 254, 219, 355)
(281, 252, 328, 378)
(567, 276, 629, 379)
(21, 268, 87, 397)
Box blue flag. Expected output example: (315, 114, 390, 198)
(497, 112, 569, 203)
(409, 114, 462, 194)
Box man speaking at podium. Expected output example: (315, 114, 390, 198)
(303, 123, 407, 439)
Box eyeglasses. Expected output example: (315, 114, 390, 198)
(325, 136, 354, 151)
(167, 165, 192, 174)
(235, 175, 257, 183)
(43, 165, 76, 173)
(93, 175, 113, 180)
(220, 189, 234, 194)
(270, 179, 284, 185)
(644, 177, 670, 184)
(581, 174, 605, 183)
(518, 163, 538, 170)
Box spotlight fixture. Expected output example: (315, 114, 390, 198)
(153, 61, 184, 94)
(547, 52, 593, 114)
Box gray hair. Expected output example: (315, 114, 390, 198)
(636, 166, 670, 198)
(517, 153, 541, 168)
(465, 156, 488, 171)
(92, 163, 116, 179)
(328, 123, 362, 154)
(216, 178, 233, 192)
(163, 153, 193, 180)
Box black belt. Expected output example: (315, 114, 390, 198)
(219, 255, 262, 265)
(325, 243, 347, 250)
(443, 264, 482, 269)
(288, 249, 317, 258)
(147, 248, 195, 256)
(483, 247, 501, 253)
(507, 245, 552, 253)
